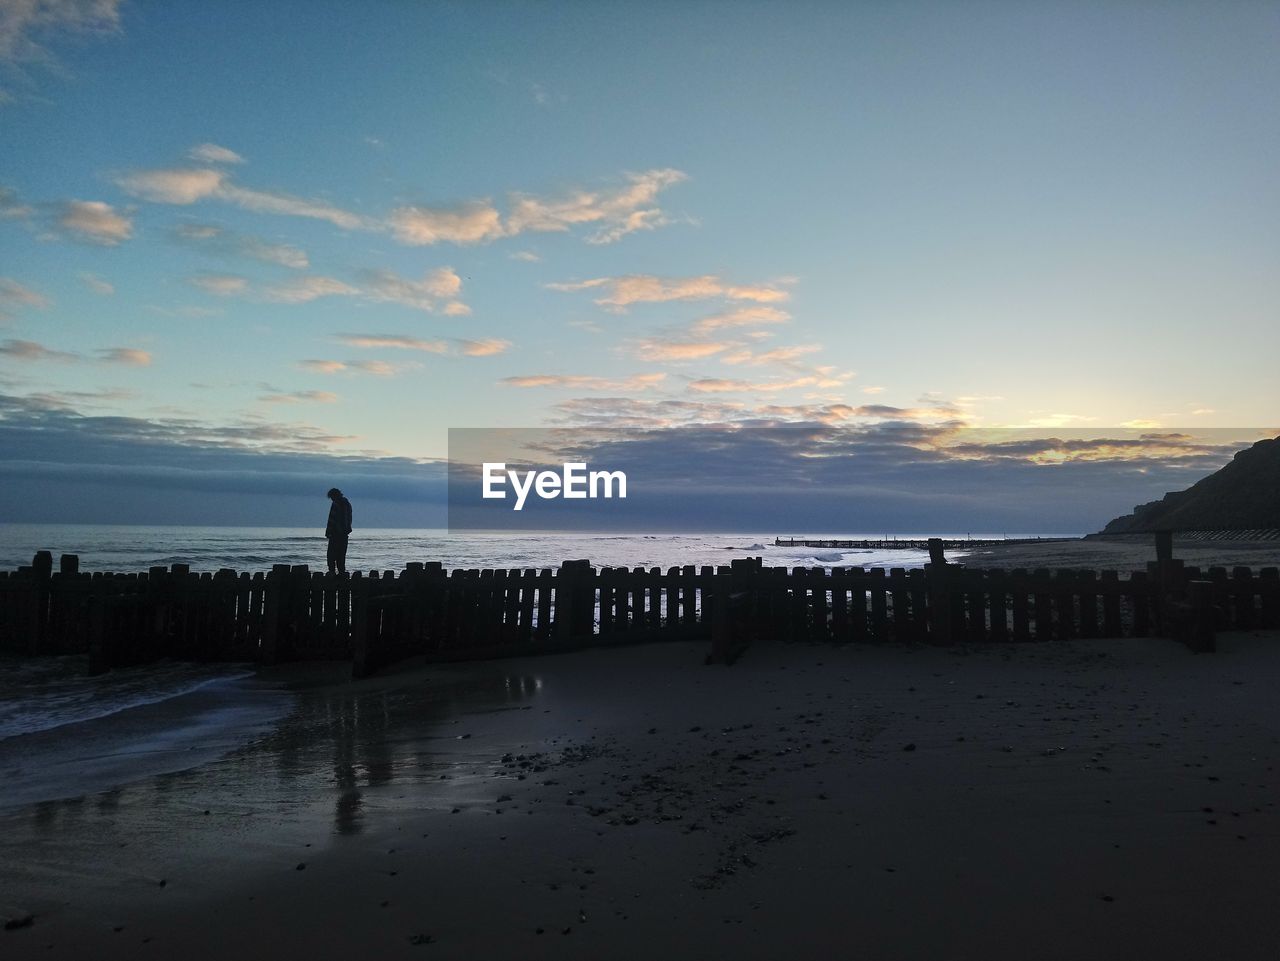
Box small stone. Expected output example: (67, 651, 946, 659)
(295, 863, 306, 871)
(902, 743, 916, 752)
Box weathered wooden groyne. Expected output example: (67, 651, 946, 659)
(774, 536, 1074, 550)
(1, 541, 1277, 677)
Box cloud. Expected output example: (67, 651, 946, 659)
(688, 377, 820, 394)
(388, 168, 687, 247)
(0, 186, 33, 220)
(259, 389, 339, 405)
(188, 273, 249, 296)
(506, 168, 688, 244)
(264, 276, 359, 303)
(299, 359, 347, 374)
(501, 372, 667, 391)
(720, 344, 822, 367)
(362, 266, 465, 313)
(0, 0, 122, 65)
(548, 274, 791, 310)
(456, 338, 510, 357)
(388, 201, 505, 245)
(174, 222, 309, 269)
(146, 304, 223, 319)
(0, 277, 49, 319)
(335, 334, 509, 358)
(510, 250, 540, 262)
(1, 339, 151, 365)
(691, 306, 791, 333)
(1024, 413, 1100, 428)
(861, 386, 886, 395)
(634, 339, 730, 362)
(57, 199, 132, 245)
(78, 272, 113, 295)
(187, 143, 244, 165)
(96, 347, 151, 366)
(117, 162, 683, 246)
(116, 167, 226, 204)
(0, 338, 76, 361)
(336, 333, 449, 353)
(218, 183, 371, 230)
(116, 167, 369, 229)
(299, 359, 415, 377)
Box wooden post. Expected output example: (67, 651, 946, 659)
(28, 551, 53, 656)
(1130, 570, 1150, 637)
(1155, 530, 1174, 563)
(831, 567, 848, 641)
(811, 567, 829, 641)
(260, 564, 290, 664)
(87, 594, 108, 675)
(1054, 569, 1076, 640)
(927, 538, 946, 566)
(848, 567, 867, 642)
(1100, 570, 1122, 637)
(556, 560, 593, 641)
(926, 557, 952, 645)
(1187, 580, 1216, 653)
(351, 575, 373, 677)
(709, 565, 732, 663)
(1260, 568, 1280, 629)
(988, 569, 1008, 642)
(1232, 567, 1255, 630)
(1009, 569, 1030, 641)
(1078, 570, 1099, 638)
(869, 568, 888, 640)
(1032, 569, 1053, 640)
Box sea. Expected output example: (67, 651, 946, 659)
(0, 524, 1041, 811)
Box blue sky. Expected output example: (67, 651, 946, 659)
(1, 1, 1277, 526)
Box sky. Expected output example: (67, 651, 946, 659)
(1, 1, 1277, 528)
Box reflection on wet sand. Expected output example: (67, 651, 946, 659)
(5, 665, 546, 860)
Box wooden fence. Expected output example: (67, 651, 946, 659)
(1, 544, 1277, 677)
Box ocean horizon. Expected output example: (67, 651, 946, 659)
(0, 523, 1080, 576)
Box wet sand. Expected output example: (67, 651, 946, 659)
(4, 633, 1280, 959)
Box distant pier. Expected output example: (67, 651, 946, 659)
(773, 536, 1075, 550)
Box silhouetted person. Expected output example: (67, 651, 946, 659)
(326, 487, 353, 575)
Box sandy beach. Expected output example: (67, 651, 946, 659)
(4, 628, 1280, 960)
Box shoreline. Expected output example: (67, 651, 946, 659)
(4, 632, 1280, 958)
(955, 536, 1280, 572)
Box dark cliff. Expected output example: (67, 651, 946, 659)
(1100, 436, 1280, 533)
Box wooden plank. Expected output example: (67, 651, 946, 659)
(965, 569, 986, 643)
(1100, 571, 1121, 637)
(1130, 571, 1150, 637)
(810, 568, 829, 642)
(1260, 568, 1280, 629)
(1232, 567, 1255, 630)
(683, 565, 699, 629)
(830, 567, 848, 641)
(888, 568, 912, 642)
(1078, 570, 1099, 638)
(868, 568, 888, 641)
(535, 569, 554, 642)
(1031, 569, 1053, 641)
(1010, 569, 1030, 641)
(987, 569, 1008, 642)
(847, 567, 867, 642)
